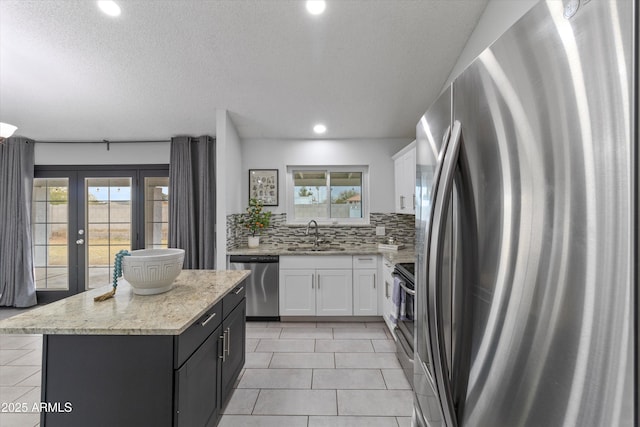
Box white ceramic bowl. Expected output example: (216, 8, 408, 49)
(122, 249, 185, 295)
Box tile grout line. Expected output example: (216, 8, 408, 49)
(250, 388, 261, 415)
(9, 385, 39, 403)
(310, 368, 314, 390)
(380, 368, 389, 390)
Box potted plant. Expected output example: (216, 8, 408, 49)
(240, 198, 272, 248)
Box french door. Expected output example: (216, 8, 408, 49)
(32, 166, 169, 303)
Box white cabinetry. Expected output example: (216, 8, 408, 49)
(393, 141, 416, 215)
(352, 255, 378, 316)
(279, 256, 352, 316)
(279, 269, 315, 315)
(382, 257, 397, 337)
(316, 270, 353, 316)
(280, 255, 381, 317)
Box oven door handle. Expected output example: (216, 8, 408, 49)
(427, 120, 462, 427)
(399, 280, 416, 296)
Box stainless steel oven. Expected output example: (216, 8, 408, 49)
(393, 262, 415, 388)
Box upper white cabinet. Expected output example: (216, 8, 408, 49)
(393, 141, 416, 215)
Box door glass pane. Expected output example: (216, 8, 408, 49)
(86, 177, 132, 289)
(330, 171, 362, 219)
(144, 177, 169, 248)
(32, 178, 69, 290)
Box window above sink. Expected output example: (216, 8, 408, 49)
(285, 165, 369, 225)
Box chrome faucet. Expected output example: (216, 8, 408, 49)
(305, 220, 320, 247)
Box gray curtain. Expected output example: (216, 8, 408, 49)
(0, 137, 37, 307)
(168, 136, 216, 269)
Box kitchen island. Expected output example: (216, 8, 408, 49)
(0, 270, 250, 427)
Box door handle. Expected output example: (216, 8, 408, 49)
(427, 120, 462, 427)
(219, 330, 227, 362)
(399, 280, 415, 296)
(226, 327, 231, 357)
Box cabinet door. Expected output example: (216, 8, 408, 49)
(280, 269, 316, 315)
(394, 146, 417, 214)
(220, 300, 246, 406)
(175, 326, 222, 427)
(382, 260, 397, 334)
(316, 269, 353, 316)
(403, 147, 416, 214)
(394, 156, 404, 213)
(353, 269, 378, 316)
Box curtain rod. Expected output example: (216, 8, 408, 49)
(35, 140, 171, 144)
(35, 139, 171, 151)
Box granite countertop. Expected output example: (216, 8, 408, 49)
(227, 244, 415, 264)
(0, 270, 250, 336)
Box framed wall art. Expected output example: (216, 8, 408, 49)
(249, 169, 278, 206)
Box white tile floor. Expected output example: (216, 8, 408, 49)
(0, 333, 42, 427)
(0, 317, 413, 427)
(220, 321, 412, 426)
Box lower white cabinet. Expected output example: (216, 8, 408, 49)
(352, 255, 378, 316)
(280, 255, 378, 317)
(279, 266, 352, 316)
(353, 269, 377, 315)
(280, 269, 316, 315)
(381, 258, 397, 336)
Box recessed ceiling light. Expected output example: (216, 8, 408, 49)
(97, 1, 121, 17)
(306, 0, 326, 15)
(313, 124, 327, 134)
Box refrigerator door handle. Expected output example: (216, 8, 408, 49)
(420, 123, 451, 389)
(427, 120, 462, 427)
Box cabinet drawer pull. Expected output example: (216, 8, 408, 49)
(234, 286, 244, 295)
(200, 312, 217, 327)
(358, 257, 374, 261)
(373, 276, 376, 289)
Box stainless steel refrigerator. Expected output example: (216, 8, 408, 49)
(414, 1, 637, 426)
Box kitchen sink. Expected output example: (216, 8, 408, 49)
(286, 246, 346, 252)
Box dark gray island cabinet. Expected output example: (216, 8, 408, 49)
(0, 270, 250, 427)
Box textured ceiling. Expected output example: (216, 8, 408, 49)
(0, 0, 488, 141)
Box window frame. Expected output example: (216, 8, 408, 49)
(285, 165, 370, 225)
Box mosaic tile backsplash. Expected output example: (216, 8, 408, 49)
(227, 213, 415, 249)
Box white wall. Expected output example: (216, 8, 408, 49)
(216, 109, 243, 268)
(240, 138, 411, 215)
(34, 142, 170, 164)
(443, 0, 539, 89)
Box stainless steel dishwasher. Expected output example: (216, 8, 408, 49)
(227, 255, 279, 320)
